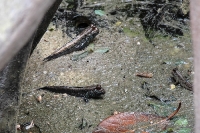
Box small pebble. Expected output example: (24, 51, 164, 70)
(62, 94, 68, 97)
(115, 21, 122, 26)
(36, 95, 42, 103)
(60, 72, 64, 76)
(54, 95, 60, 98)
(124, 89, 128, 93)
(113, 111, 120, 115)
(170, 84, 176, 90)
(191, 71, 195, 75)
(25, 120, 34, 130)
(43, 71, 47, 74)
(16, 124, 21, 130)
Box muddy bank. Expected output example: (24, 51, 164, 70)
(18, 0, 193, 132)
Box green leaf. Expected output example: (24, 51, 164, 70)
(148, 102, 174, 116)
(175, 60, 187, 65)
(161, 128, 191, 133)
(95, 10, 106, 16)
(176, 128, 191, 133)
(160, 128, 173, 133)
(86, 43, 95, 52)
(94, 48, 109, 53)
(71, 51, 89, 61)
(162, 60, 172, 65)
(174, 118, 188, 127)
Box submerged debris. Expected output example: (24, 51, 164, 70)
(171, 68, 193, 91)
(112, 0, 189, 42)
(17, 120, 34, 131)
(136, 72, 153, 78)
(17, 120, 42, 133)
(24, 120, 34, 130)
(79, 118, 89, 130)
(140, 3, 186, 40)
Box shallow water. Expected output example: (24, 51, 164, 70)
(18, 0, 193, 132)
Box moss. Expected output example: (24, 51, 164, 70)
(123, 27, 143, 37)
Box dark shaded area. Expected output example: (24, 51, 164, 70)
(140, 3, 185, 41)
(109, 0, 189, 42)
(0, 0, 60, 71)
(0, 0, 62, 132)
(52, 10, 95, 37)
(51, 2, 109, 38)
(0, 38, 33, 133)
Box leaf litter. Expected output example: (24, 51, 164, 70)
(93, 102, 181, 133)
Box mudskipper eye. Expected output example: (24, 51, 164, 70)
(96, 84, 101, 90)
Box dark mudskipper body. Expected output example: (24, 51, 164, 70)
(43, 24, 99, 62)
(38, 84, 105, 102)
(172, 68, 193, 91)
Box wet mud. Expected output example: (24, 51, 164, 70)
(17, 0, 193, 132)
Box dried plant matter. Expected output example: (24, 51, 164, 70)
(93, 102, 181, 133)
(136, 72, 153, 78)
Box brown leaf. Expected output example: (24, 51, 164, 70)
(93, 102, 181, 133)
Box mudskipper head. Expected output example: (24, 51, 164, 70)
(96, 84, 105, 95)
(84, 84, 105, 102)
(89, 84, 105, 98)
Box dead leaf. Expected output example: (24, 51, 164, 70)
(93, 102, 181, 133)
